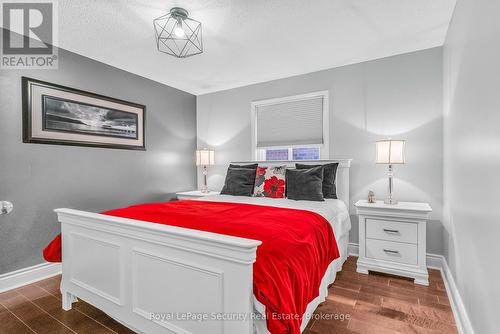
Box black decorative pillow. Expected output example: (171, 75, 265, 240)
(296, 163, 339, 199)
(286, 166, 324, 201)
(229, 163, 258, 169)
(220, 167, 257, 196)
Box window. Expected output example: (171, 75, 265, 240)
(265, 148, 289, 161)
(251, 91, 329, 161)
(292, 147, 320, 160)
(262, 147, 321, 161)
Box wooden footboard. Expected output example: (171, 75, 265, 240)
(55, 208, 261, 334)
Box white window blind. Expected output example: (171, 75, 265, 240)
(256, 95, 325, 148)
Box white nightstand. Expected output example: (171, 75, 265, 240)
(355, 200, 432, 285)
(176, 190, 220, 200)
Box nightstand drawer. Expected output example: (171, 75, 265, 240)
(366, 219, 417, 244)
(366, 239, 418, 265)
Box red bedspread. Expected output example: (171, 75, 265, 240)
(44, 200, 339, 334)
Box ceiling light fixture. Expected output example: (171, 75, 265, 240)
(153, 7, 203, 58)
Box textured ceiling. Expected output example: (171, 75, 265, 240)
(54, 0, 455, 95)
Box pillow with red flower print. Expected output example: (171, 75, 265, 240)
(253, 166, 286, 198)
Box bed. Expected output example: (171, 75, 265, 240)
(54, 159, 352, 334)
(197, 194, 351, 334)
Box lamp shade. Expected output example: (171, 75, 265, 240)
(196, 149, 215, 166)
(376, 140, 405, 164)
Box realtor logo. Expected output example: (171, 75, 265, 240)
(1, 0, 58, 69)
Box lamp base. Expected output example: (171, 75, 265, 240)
(384, 198, 398, 205)
(200, 165, 209, 193)
(385, 164, 398, 205)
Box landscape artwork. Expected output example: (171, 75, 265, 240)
(42, 96, 138, 139)
(23, 77, 145, 150)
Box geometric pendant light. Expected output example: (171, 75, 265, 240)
(153, 7, 203, 58)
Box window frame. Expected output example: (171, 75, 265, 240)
(251, 91, 330, 161)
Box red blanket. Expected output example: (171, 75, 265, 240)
(44, 200, 339, 334)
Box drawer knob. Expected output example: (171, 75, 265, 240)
(383, 249, 400, 255)
(383, 228, 400, 233)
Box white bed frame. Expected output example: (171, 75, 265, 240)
(55, 159, 351, 334)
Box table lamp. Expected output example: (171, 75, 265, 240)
(196, 149, 215, 193)
(376, 140, 405, 205)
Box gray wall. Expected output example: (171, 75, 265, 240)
(443, 0, 500, 332)
(0, 43, 197, 274)
(197, 48, 444, 254)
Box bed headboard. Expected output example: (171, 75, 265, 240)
(230, 159, 352, 210)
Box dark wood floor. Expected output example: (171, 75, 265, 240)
(0, 256, 456, 334)
(304, 256, 457, 334)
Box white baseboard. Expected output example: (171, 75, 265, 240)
(435, 254, 475, 334)
(0, 262, 61, 293)
(347, 242, 474, 334)
(347, 242, 359, 257)
(426, 252, 445, 269)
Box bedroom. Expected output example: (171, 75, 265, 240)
(0, 0, 498, 333)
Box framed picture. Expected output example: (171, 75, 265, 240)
(22, 77, 146, 150)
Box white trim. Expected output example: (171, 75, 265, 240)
(348, 242, 475, 334)
(347, 242, 360, 257)
(232, 159, 351, 168)
(434, 254, 475, 334)
(0, 262, 61, 293)
(425, 252, 444, 269)
(251, 90, 330, 160)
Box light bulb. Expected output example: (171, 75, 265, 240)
(174, 21, 185, 38)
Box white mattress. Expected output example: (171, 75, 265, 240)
(195, 195, 351, 333)
(195, 195, 351, 239)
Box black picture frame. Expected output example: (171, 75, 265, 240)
(22, 77, 146, 150)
